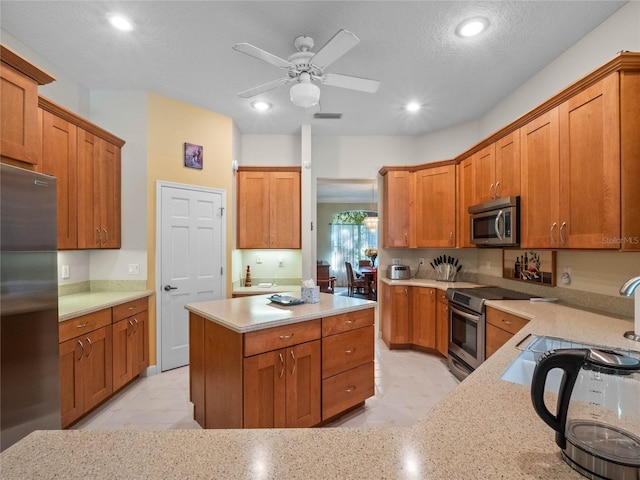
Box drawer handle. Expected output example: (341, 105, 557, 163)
(501, 319, 513, 325)
(345, 348, 356, 355)
(76, 322, 90, 328)
(85, 337, 93, 358)
(279, 353, 285, 378)
(345, 386, 356, 393)
(279, 334, 293, 340)
(128, 306, 136, 311)
(345, 320, 354, 325)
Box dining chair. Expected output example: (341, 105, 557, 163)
(345, 262, 370, 298)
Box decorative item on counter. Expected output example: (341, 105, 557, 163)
(301, 279, 320, 303)
(431, 255, 460, 282)
(364, 248, 378, 267)
(503, 249, 555, 286)
(245, 265, 252, 287)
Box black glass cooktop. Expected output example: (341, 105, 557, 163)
(449, 287, 536, 301)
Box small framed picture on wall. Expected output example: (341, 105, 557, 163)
(184, 142, 203, 170)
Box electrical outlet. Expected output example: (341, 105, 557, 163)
(61, 265, 70, 279)
(419, 258, 425, 265)
(392, 258, 400, 265)
(256, 255, 262, 264)
(127, 264, 140, 275)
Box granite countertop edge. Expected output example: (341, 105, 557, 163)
(58, 290, 155, 322)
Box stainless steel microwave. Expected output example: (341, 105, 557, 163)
(468, 196, 520, 247)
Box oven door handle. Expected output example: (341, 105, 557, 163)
(449, 305, 480, 324)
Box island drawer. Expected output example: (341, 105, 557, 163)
(244, 319, 321, 357)
(486, 308, 529, 335)
(112, 297, 148, 323)
(59, 308, 112, 343)
(322, 362, 374, 420)
(322, 308, 374, 337)
(322, 326, 374, 379)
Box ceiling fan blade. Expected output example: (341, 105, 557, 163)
(310, 29, 359, 70)
(237, 77, 293, 98)
(233, 43, 291, 69)
(321, 73, 380, 93)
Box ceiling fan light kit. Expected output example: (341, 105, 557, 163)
(233, 29, 380, 108)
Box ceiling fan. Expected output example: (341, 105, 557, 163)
(233, 29, 381, 108)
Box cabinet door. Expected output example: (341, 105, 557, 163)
(382, 170, 412, 247)
(59, 337, 84, 428)
(474, 144, 496, 203)
(495, 130, 521, 199)
(381, 285, 411, 346)
(558, 73, 620, 248)
(413, 165, 456, 248)
(0, 64, 39, 165)
(41, 110, 77, 249)
(520, 108, 560, 248)
(435, 298, 449, 357)
(237, 171, 270, 248)
(270, 171, 300, 248)
(112, 319, 133, 392)
(411, 287, 436, 349)
(243, 349, 286, 428)
(285, 340, 321, 428)
(457, 157, 474, 248)
(77, 129, 101, 248)
(98, 139, 121, 248)
(83, 326, 113, 411)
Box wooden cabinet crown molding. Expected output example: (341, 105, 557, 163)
(378, 158, 456, 176)
(1, 45, 55, 85)
(237, 166, 301, 172)
(39, 96, 125, 148)
(454, 51, 640, 162)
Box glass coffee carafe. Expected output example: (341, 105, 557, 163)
(531, 348, 640, 480)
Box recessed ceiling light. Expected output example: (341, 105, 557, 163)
(108, 14, 134, 32)
(456, 17, 488, 38)
(406, 102, 421, 112)
(251, 101, 272, 111)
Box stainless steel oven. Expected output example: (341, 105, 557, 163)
(445, 287, 536, 381)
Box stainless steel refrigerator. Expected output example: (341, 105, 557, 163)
(1, 163, 60, 451)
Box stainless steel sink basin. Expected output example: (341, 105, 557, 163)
(500, 334, 640, 392)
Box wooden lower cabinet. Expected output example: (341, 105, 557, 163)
(244, 340, 321, 428)
(381, 284, 448, 357)
(485, 306, 529, 358)
(59, 324, 113, 428)
(112, 310, 149, 392)
(189, 308, 375, 429)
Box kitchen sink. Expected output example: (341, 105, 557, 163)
(500, 334, 640, 392)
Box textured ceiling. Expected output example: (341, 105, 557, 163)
(0, 1, 626, 137)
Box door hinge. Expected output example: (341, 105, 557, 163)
(311, 221, 314, 231)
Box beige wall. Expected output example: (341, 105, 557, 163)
(146, 91, 233, 364)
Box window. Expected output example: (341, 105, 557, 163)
(330, 210, 377, 286)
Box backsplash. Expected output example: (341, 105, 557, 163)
(59, 280, 148, 296)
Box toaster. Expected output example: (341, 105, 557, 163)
(387, 265, 411, 280)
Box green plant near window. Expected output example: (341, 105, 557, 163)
(333, 210, 374, 225)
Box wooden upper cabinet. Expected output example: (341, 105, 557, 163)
(413, 164, 456, 248)
(98, 140, 121, 248)
(0, 46, 55, 167)
(40, 109, 78, 249)
(620, 70, 640, 251)
(494, 130, 521, 200)
(520, 108, 560, 249)
(457, 157, 475, 248)
(558, 73, 620, 249)
(473, 144, 496, 204)
(382, 169, 412, 248)
(237, 167, 301, 249)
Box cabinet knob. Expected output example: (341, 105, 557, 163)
(345, 348, 356, 355)
(345, 385, 357, 393)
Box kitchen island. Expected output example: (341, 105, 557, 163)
(2, 297, 637, 479)
(186, 292, 377, 429)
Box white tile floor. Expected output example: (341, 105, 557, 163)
(72, 338, 460, 431)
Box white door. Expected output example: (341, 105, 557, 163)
(159, 183, 225, 371)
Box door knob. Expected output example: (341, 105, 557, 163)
(164, 285, 178, 291)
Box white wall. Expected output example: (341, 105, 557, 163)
(241, 134, 301, 166)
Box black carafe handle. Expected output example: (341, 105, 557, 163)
(530, 349, 588, 449)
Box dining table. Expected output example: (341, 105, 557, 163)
(359, 266, 377, 300)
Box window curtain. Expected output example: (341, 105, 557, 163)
(330, 223, 377, 287)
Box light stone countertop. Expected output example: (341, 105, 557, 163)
(380, 277, 480, 289)
(3, 295, 638, 479)
(232, 284, 302, 295)
(58, 290, 154, 322)
(186, 291, 376, 333)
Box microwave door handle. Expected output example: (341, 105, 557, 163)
(494, 210, 504, 241)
